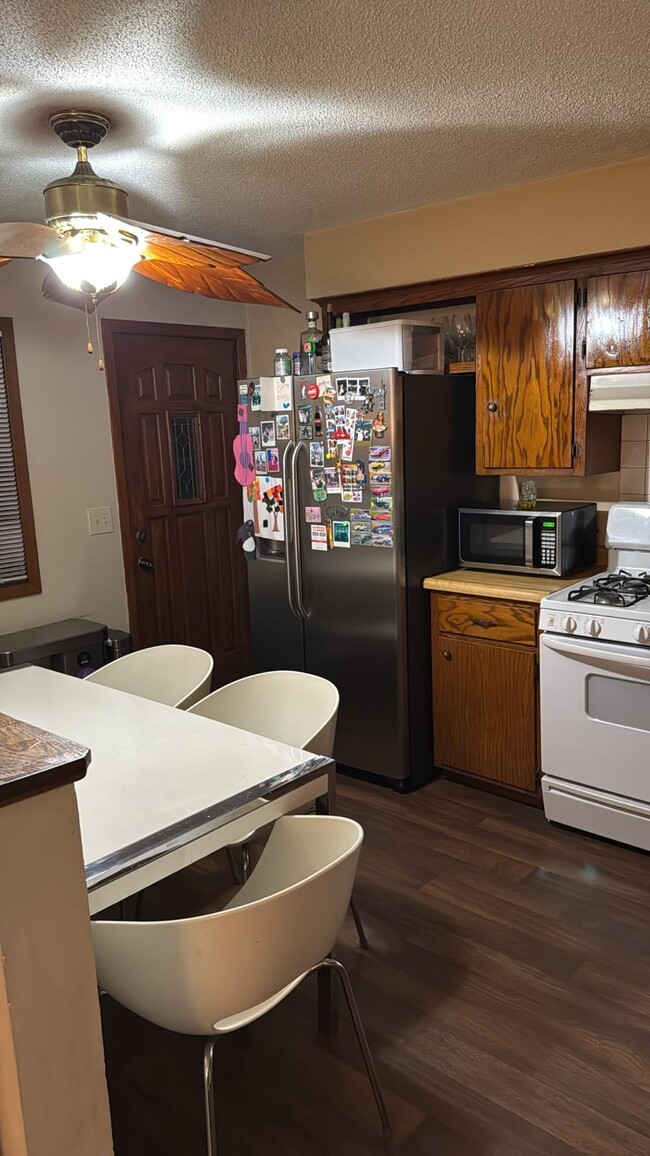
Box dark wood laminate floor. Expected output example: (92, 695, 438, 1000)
(101, 778, 650, 1155)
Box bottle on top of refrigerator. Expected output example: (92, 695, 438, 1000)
(273, 348, 292, 376)
(300, 311, 323, 374)
(292, 352, 301, 375)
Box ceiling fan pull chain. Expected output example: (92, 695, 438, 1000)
(84, 301, 94, 354)
(94, 303, 105, 372)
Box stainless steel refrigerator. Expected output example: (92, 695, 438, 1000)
(239, 368, 498, 789)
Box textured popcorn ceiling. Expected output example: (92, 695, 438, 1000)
(0, 0, 648, 257)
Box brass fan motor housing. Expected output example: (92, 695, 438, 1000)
(44, 109, 129, 224)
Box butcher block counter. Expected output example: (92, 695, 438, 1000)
(424, 565, 599, 805)
(423, 567, 599, 604)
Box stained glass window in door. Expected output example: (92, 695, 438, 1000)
(170, 415, 202, 501)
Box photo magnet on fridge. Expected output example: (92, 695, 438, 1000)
(371, 495, 393, 514)
(341, 488, 363, 504)
(299, 424, 313, 441)
(324, 467, 341, 493)
(249, 426, 261, 451)
(298, 404, 312, 425)
(371, 410, 387, 440)
(254, 450, 268, 474)
(276, 414, 290, 440)
(356, 420, 372, 443)
(351, 529, 372, 546)
(336, 378, 348, 400)
(261, 420, 276, 447)
(369, 446, 391, 460)
(310, 441, 325, 467)
(250, 382, 262, 411)
(305, 506, 322, 523)
(332, 520, 351, 548)
(311, 469, 328, 502)
(266, 448, 280, 473)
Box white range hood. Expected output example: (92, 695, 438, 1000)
(589, 371, 650, 412)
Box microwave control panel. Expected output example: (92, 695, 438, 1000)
(540, 519, 557, 567)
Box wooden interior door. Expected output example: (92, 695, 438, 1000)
(586, 270, 650, 368)
(104, 320, 250, 687)
(432, 633, 538, 791)
(476, 281, 576, 472)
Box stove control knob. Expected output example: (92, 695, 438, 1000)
(561, 616, 577, 633)
(584, 618, 601, 637)
(634, 623, 650, 644)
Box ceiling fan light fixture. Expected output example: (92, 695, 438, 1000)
(40, 227, 141, 296)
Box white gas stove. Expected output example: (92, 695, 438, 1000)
(539, 503, 650, 852)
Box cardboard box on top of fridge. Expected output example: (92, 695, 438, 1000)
(330, 321, 444, 374)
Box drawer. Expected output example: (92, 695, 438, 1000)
(435, 595, 537, 645)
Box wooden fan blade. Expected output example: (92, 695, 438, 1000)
(0, 258, 12, 269)
(134, 258, 298, 310)
(0, 222, 72, 259)
(112, 216, 268, 269)
(41, 271, 115, 313)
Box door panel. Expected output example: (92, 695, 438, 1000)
(106, 323, 250, 687)
(433, 632, 537, 791)
(586, 270, 650, 368)
(476, 281, 576, 472)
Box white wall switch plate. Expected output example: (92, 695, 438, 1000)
(87, 506, 114, 535)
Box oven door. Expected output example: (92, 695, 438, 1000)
(540, 633, 650, 799)
(458, 511, 539, 572)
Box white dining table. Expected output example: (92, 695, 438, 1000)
(0, 666, 334, 915)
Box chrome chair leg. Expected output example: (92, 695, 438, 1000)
(203, 1038, 218, 1156)
(312, 958, 392, 1139)
(241, 843, 251, 882)
(225, 846, 241, 884)
(349, 895, 369, 949)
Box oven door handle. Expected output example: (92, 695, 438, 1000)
(541, 634, 650, 671)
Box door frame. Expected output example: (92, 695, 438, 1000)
(102, 318, 247, 646)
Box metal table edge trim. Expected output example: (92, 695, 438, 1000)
(85, 754, 333, 891)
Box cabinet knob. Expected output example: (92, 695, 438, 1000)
(442, 649, 452, 661)
(486, 401, 498, 413)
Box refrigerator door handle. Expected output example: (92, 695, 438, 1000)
(282, 440, 300, 619)
(291, 441, 310, 620)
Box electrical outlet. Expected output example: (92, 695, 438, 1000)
(87, 506, 114, 535)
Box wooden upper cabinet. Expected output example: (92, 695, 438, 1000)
(586, 270, 650, 368)
(476, 281, 576, 473)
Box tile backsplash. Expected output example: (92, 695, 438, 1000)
(499, 416, 650, 564)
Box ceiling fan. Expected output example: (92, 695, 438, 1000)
(0, 110, 296, 342)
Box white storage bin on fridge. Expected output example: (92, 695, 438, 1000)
(330, 320, 444, 374)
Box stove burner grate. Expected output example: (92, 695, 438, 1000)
(568, 571, 650, 607)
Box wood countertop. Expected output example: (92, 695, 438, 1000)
(423, 567, 600, 604)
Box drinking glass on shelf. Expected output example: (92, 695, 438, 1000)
(518, 479, 537, 510)
(450, 313, 475, 362)
(439, 315, 456, 363)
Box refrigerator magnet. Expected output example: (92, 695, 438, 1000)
(322, 382, 336, 405)
(324, 467, 341, 493)
(371, 496, 393, 514)
(276, 414, 290, 441)
(305, 506, 321, 523)
(341, 488, 363, 504)
(250, 383, 262, 411)
(273, 377, 292, 411)
(313, 407, 324, 437)
(298, 404, 312, 425)
(356, 420, 372, 443)
(341, 439, 354, 463)
(249, 426, 261, 451)
(332, 520, 351, 548)
(261, 420, 276, 447)
(371, 411, 387, 440)
(310, 441, 325, 467)
(355, 459, 367, 485)
(351, 529, 372, 546)
(266, 448, 280, 473)
(254, 450, 267, 474)
(299, 424, 313, 441)
(369, 446, 391, 461)
(311, 469, 328, 502)
(336, 378, 348, 400)
(311, 525, 328, 551)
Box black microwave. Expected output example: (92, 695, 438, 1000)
(458, 501, 597, 577)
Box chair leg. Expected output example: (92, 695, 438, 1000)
(313, 958, 392, 1139)
(349, 894, 369, 949)
(240, 842, 251, 883)
(225, 846, 241, 884)
(203, 1039, 218, 1156)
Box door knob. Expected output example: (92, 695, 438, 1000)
(136, 529, 147, 543)
(138, 556, 154, 573)
(486, 401, 498, 413)
(442, 650, 452, 661)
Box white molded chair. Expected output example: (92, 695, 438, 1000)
(189, 671, 368, 947)
(93, 815, 391, 1154)
(85, 644, 213, 709)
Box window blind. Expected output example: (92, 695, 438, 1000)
(0, 330, 28, 584)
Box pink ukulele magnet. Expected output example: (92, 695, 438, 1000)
(233, 403, 256, 485)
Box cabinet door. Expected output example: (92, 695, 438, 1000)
(476, 281, 576, 472)
(432, 634, 537, 791)
(586, 271, 650, 368)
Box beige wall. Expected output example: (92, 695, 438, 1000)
(0, 261, 247, 635)
(304, 156, 650, 299)
(246, 249, 315, 376)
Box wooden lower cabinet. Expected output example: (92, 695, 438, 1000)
(431, 593, 539, 797)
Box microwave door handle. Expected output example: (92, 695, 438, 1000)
(524, 518, 534, 566)
(282, 441, 300, 620)
(541, 634, 650, 671)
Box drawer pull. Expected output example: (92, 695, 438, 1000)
(470, 616, 498, 629)
(442, 650, 452, 661)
